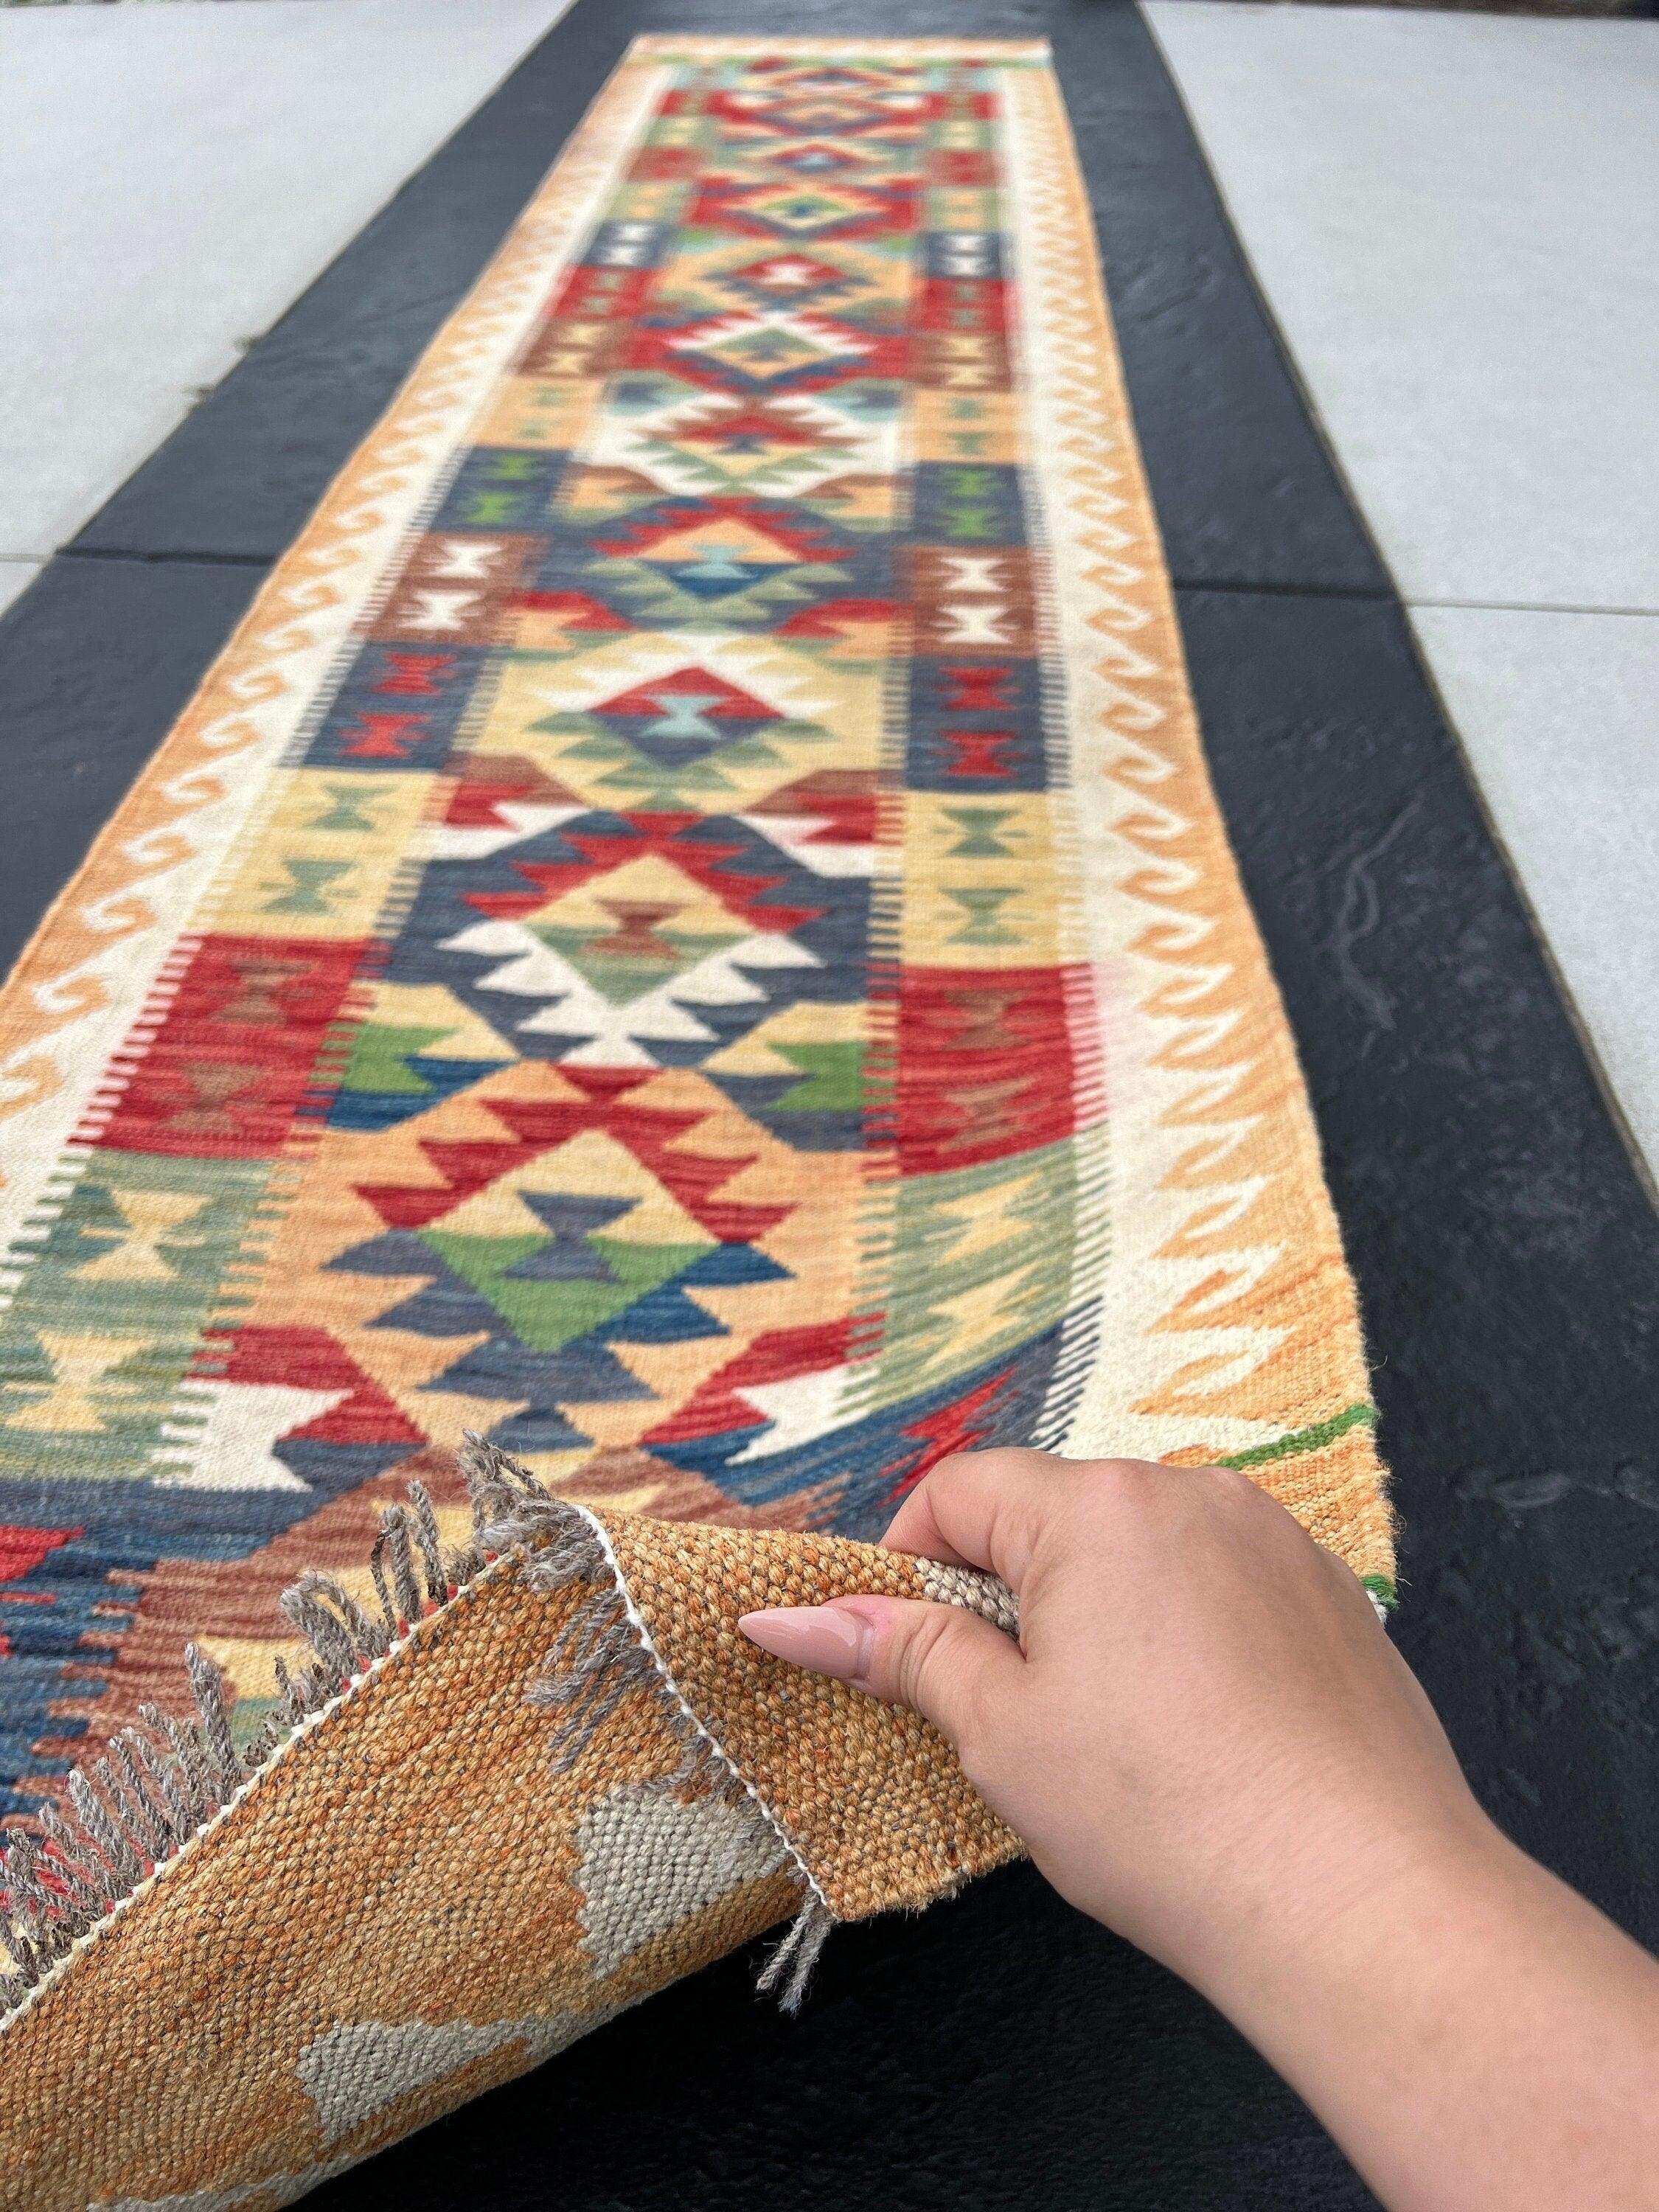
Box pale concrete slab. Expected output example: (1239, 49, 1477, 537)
(0, 564, 40, 622)
(1411, 604, 1659, 1179)
(1144, 2, 1659, 613)
(1147, 1, 1659, 1184)
(0, 0, 574, 563)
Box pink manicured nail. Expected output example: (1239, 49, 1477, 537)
(738, 1604, 868, 1680)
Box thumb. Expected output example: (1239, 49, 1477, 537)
(739, 1593, 1023, 1750)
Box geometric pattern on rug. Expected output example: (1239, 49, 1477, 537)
(0, 38, 1389, 1818)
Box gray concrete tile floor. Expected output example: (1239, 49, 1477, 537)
(1411, 603, 1659, 1169)
(0, 0, 574, 585)
(0, 566, 36, 621)
(1146, 0, 1659, 1183)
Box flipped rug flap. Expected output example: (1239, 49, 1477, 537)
(593, 1503, 1021, 1922)
(0, 1448, 1019, 2212)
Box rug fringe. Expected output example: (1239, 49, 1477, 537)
(465, 1436, 833, 1971)
(755, 1890, 835, 2014)
(0, 1434, 827, 2023)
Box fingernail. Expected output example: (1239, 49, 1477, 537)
(738, 1604, 868, 1681)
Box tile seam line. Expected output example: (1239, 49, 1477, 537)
(1409, 596, 1659, 621)
(1172, 580, 1659, 619)
(1395, 590, 1659, 1214)
(1170, 575, 1390, 601)
(53, 547, 274, 571)
(35, 0, 583, 578)
(1135, 1, 1397, 591)
(43, 561, 1443, 600)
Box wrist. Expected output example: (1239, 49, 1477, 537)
(1182, 1788, 1509, 2048)
(1193, 1803, 1659, 2212)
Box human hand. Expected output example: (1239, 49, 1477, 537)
(738, 1448, 1478, 2006)
(739, 1450, 1659, 2212)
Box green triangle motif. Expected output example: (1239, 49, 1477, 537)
(419, 1229, 713, 1354)
(588, 554, 851, 629)
(542, 712, 836, 807)
(531, 918, 747, 1004)
(339, 1024, 453, 1098)
(260, 858, 351, 917)
(771, 1042, 865, 1114)
(944, 885, 1020, 946)
(308, 783, 389, 835)
(943, 805, 1020, 860)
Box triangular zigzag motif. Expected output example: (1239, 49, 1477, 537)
(0, 38, 1388, 1829)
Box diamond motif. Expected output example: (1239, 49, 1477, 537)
(738, 183, 888, 235)
(669, 310, 873, 389)
(719, 254, 863, 311)
(523, 855, 749, 1004)
(588, 667, 779, 764)
(770, 142, 870, 178)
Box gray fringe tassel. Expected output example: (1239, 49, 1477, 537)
(755, 1891, 835, 2014)
(0, 1458, 499, 2014)
(0, 1638, 240, 2016)
(461, 1434, 836, 2000)
(0, 1431, 834, 2021)
(461, 1435, 743, 1798)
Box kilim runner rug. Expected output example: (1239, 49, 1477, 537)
(0, 38, 1393, 2208)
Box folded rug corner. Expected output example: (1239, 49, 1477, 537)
(0, 1440, 1021, 2211)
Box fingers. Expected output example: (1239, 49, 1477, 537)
(739, 1594, 1023, 1750)
(880, 1447, 1071, 1589)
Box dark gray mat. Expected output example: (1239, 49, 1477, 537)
(70, 0, 1381, 594)
(0, 557, 262, 978)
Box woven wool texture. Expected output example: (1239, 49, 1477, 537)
(0, 1489, 1021, 2211)
(0, 34, 1394, 2205)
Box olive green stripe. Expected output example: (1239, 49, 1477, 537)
(1216, 1405, 1397, 1610)
(1216, 1401, 1377, 1473)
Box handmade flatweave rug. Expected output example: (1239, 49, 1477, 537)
(0, 37, 1393, 2209)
